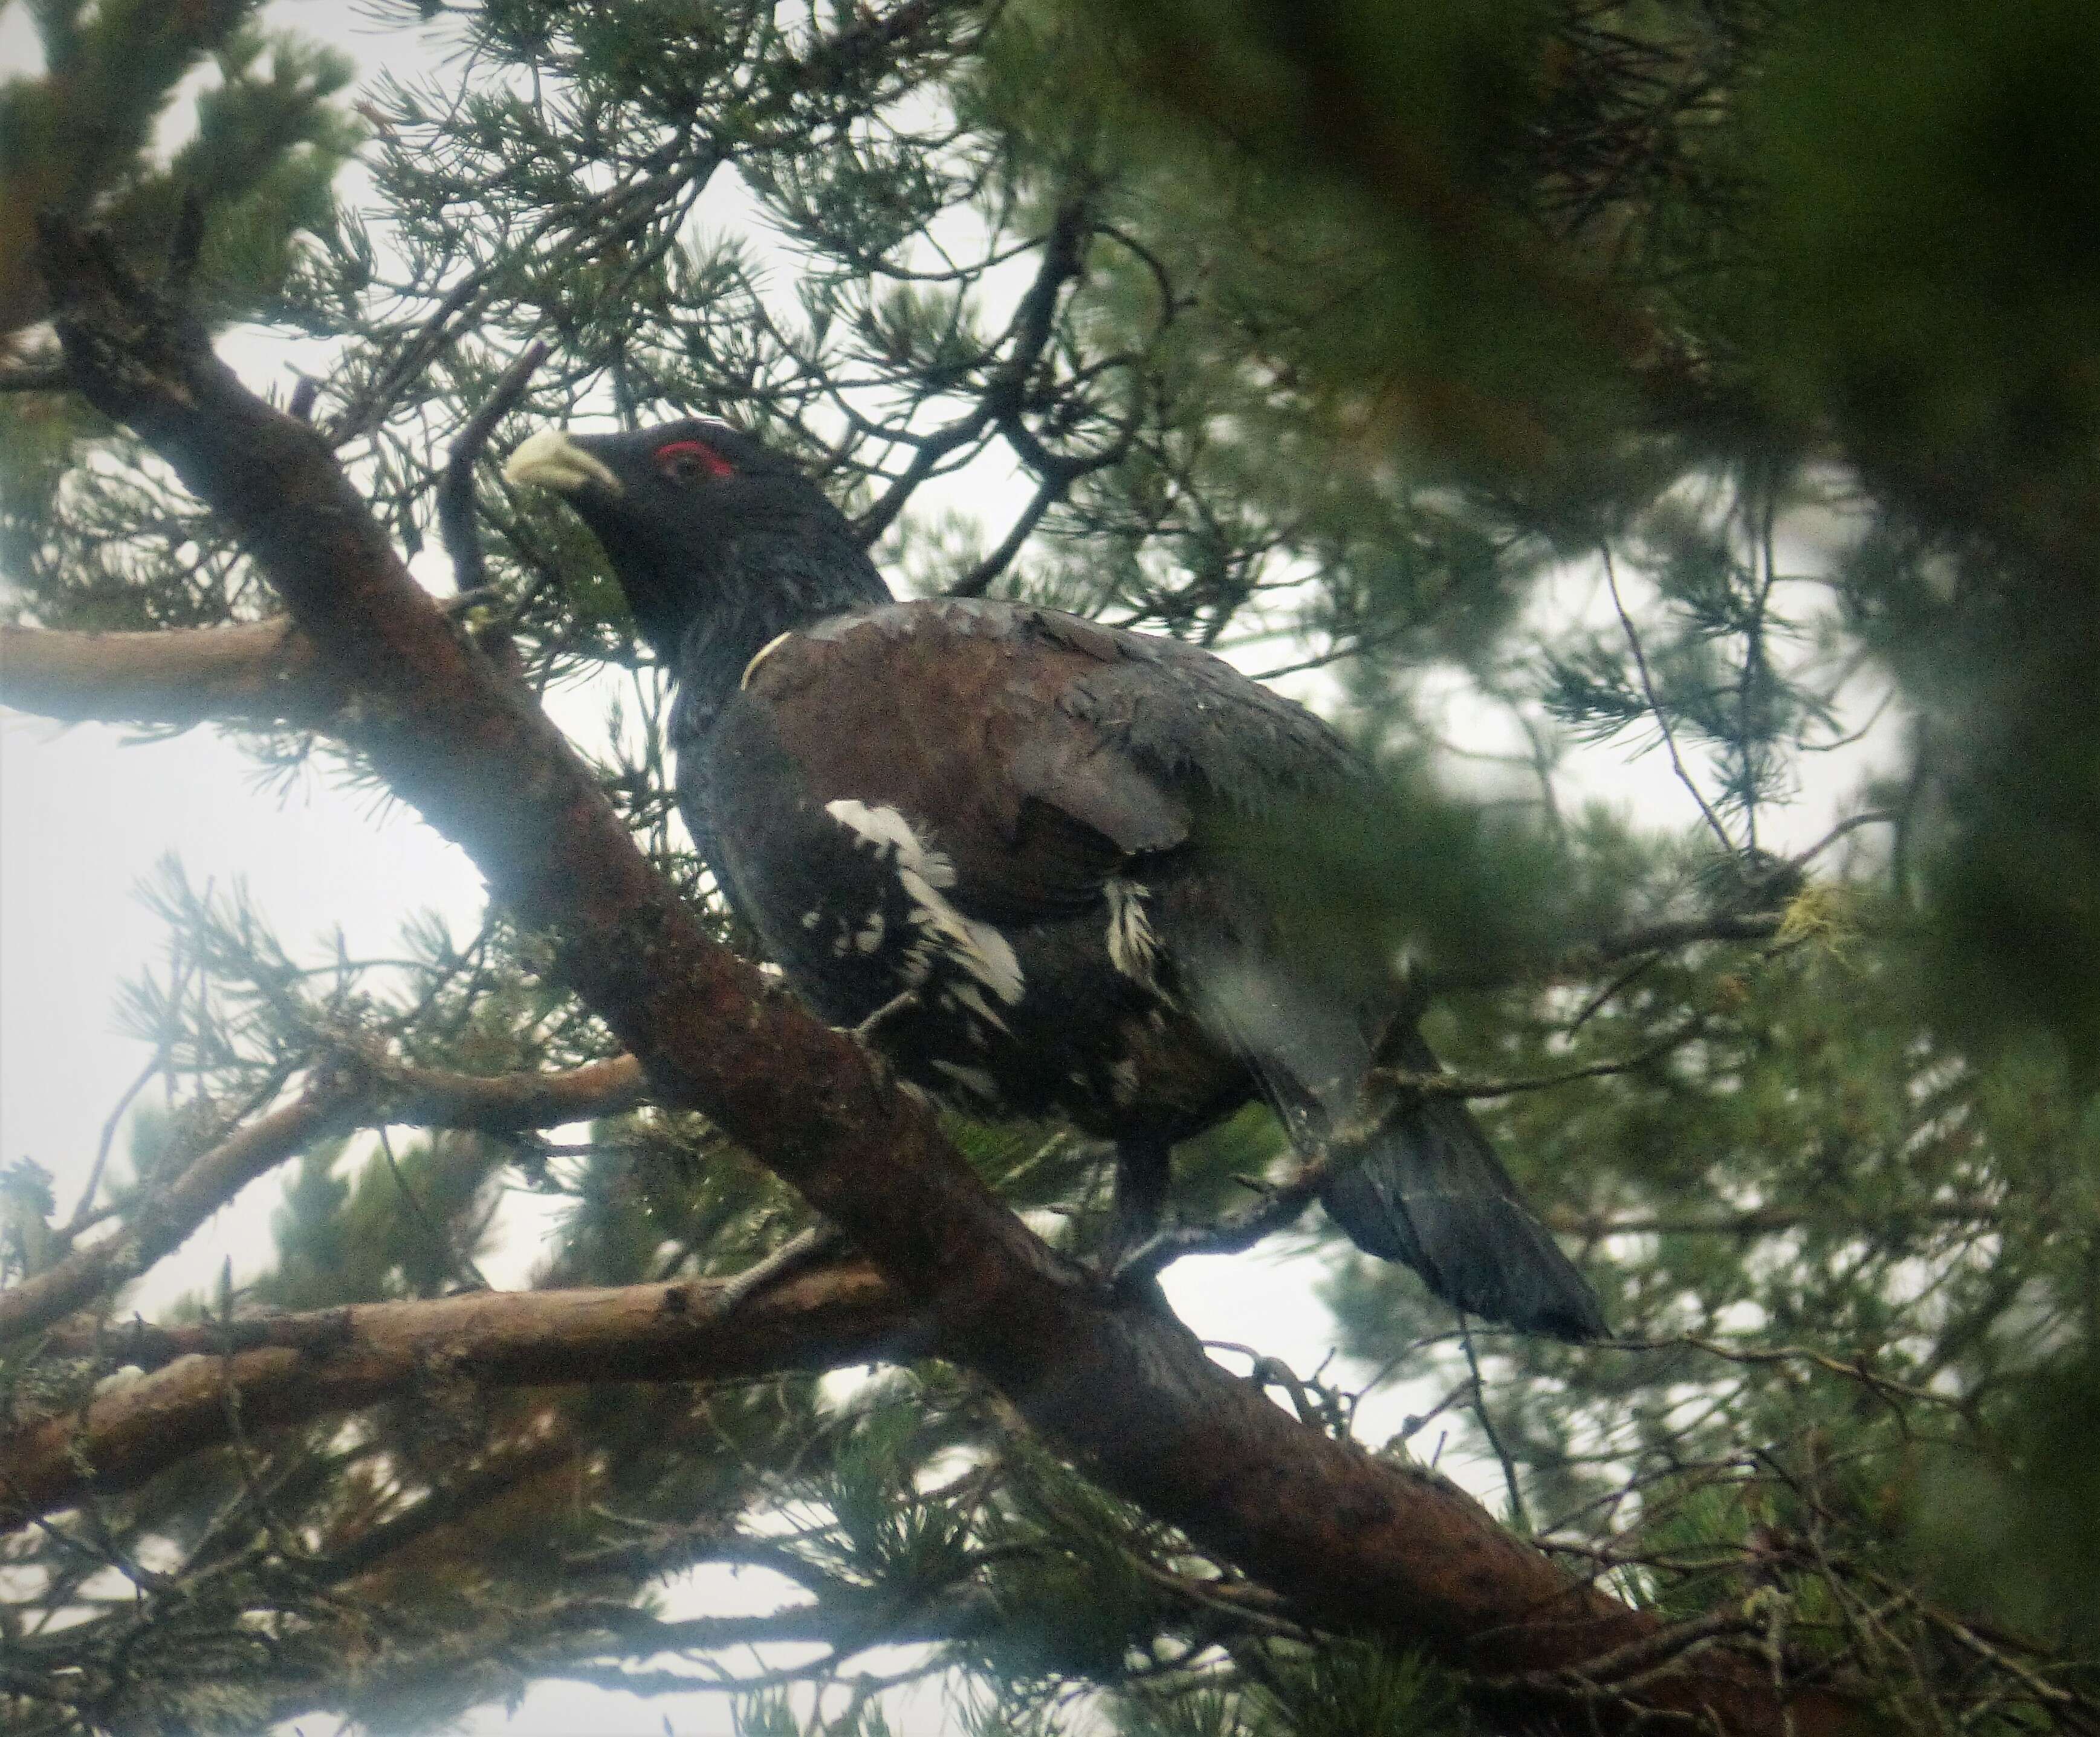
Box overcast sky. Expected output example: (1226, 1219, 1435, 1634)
(0, 7, 1901, 1732)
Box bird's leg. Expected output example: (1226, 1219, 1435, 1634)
(708, 1223, 847, 1320)
(852, 986, 920, 1045)
(1101, 1136, 1174, 1276)
(1110, 1162, 1329, 1291)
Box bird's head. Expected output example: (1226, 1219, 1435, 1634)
(504, 418, 886, 659)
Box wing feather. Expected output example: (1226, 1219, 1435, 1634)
(735, 598, 1358, 918)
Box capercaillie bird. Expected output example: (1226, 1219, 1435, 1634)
(507, 418, 1606, 1340)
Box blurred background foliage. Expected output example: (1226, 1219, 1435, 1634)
(3, 0, 2099, 1730)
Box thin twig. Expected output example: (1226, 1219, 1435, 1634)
(1566, 952, 1662, 1036)
(1788, 809, 1896, 873)
(1118, 1014, 1706, 1284)
(1460, 1318, 1532, 1533)
(1738, 467, 1780, 858)
(851, 986, 920, 1043)
(440, 340, 550, 595)
(66, 1043, 167, 1236)
(1604, 1333, 1958, 1409)
(1363, 1013, 1705, 1105)
(1604, 545, 1737, 857)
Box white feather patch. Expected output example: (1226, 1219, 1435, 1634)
(1104, 877, 1162, 988)
(826, 800, 956, 887)
(825, 800, 1024, 1006)
(1109, 1056, 1141, 1104)
(948, 980, 1013, 1038)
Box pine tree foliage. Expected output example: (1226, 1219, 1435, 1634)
(0, 0, 359, 341)
(4, 2, 2100, 1733)
(0, 0, 360, 630)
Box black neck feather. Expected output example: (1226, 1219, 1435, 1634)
(653, 524, 891, 743)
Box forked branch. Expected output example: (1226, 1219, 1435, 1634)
(0, 1053, 644, 1344)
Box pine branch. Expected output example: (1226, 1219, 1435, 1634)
(0, 618, 345, 728)
(1, 1081, 346, 1344)
(1479, 910, 1787, 991)
(1119, 1016, 1711, 1284)
(437, 340, 549, 595)
(1364, 1012, 1708, 1102)
(19, 215, 1874, 1737)
(0, 1054, 644, 1342)
(1604, 546, 1738, 858)
(0, 1266, 907, 1524)
(857, 190, 1097, 546)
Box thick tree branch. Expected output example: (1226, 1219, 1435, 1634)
(0, 1266, 910, 1522)
(0, 618, 345, 728)
(372, 1050, 646, 1131)
(0, 1055, 644, 1343)
(20, 218, 1873, 1736)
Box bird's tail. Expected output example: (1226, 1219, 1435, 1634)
(1317, 1082, 1607, 1342)
(1186, 948, 1606, 1341)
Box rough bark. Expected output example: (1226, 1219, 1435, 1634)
(1, 1266, 910, 1521)
(14, 217, 1878, 1736)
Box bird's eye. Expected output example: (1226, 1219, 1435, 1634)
(654, 439, 734, 482)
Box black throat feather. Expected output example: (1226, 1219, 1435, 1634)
(569, 458, 892, 745)
(666, 524, 891, 744)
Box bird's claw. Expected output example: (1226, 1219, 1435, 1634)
(708, 1223, 843, 1320)
(850, 986, 919, 1046)
(438, 584, 501, 619)
(1106, 1186, 1321, 1295)
(1105, 1221, 1201, 1294)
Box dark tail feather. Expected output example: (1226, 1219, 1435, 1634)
(1319, 1090, 1607, 1342)
(1182, 947, 1604, 1341)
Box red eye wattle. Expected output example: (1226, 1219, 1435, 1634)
(654, 439, 734, 481)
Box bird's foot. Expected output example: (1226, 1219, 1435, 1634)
(1097, 1137, 1172, 1292)
(1107, 1179, 1326, 1293)
(850, 987, 920, 1047)
(1107, 1221, 1206, 1295)
(437, 584, 501, 619)
(708, 1223, 844, 1320)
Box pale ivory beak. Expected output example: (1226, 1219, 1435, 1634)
(503, 428, 624, 497)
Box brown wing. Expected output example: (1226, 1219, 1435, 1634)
(734, 598, 1358, 919)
